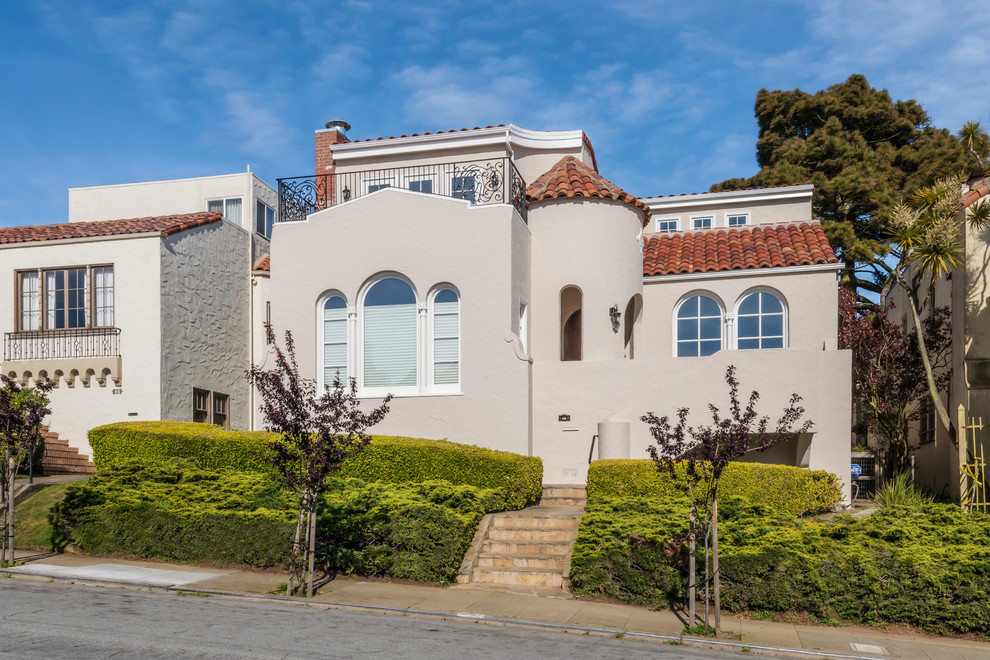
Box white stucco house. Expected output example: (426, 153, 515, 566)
(267, 123, 852, 498)
(0, 212, 252, 458)
(0, 124, 853, 498)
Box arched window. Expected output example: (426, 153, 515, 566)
(736, 291, 785, 349)
(363, 277, 417, 390)
(676, 294, 722, 357)
(430, 287, 460, 389)
(321, 294, 348, 388)
(560, 286, 582, 361)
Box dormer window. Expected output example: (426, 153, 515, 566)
(728, 213, 749, 227)
(692, 216, 713, 230)
(656, 218, 679, 233)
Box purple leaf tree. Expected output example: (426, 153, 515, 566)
(642, 365, 811, 633)
(247, 325, 391, 597)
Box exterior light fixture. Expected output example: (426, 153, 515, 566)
(342, 187, 351, 201)
(609, 304, 621, 333)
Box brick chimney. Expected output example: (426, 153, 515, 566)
(315, 120, 350, 210)
(315, 120, 351, 175)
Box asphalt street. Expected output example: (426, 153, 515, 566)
(0, 580, 747, 659)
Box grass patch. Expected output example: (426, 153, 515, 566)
(14, 482, 75, 550)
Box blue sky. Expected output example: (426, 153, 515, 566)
(1, 0, 987, 228)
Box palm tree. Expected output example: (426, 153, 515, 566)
(880, 171, 990, 441)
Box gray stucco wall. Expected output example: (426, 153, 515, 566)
(159, 221, 251, 429)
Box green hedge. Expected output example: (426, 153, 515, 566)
(50, 460, 507, 581)
(570, 495, 990, 635)
(89, 422, 542, 509)
(588, 459, 841, 516)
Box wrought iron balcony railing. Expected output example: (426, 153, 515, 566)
(3, 328, 121, 362)
(277, 157, 527, 224)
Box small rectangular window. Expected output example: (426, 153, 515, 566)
(256, 200, 275, 238)
(213, 393, 229, 430)
(656, 218, 679, 232)
(452, 176, 476, 203)
(408, 179, 433, 193)
(367, 183, 391, 193)
(208, 197, 243, 227)
(692, 216, 713, 230)
(193, 388, 210, 424)
(727, 213, 749, 227)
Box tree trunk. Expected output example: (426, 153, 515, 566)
(689, 506, 696, 627)
(288, 496, 306, 596)
(307, 494, 317, 598)
(5, 455, 14, 564)
(899, 273, 954, 442)
(712, 496, 721, 634)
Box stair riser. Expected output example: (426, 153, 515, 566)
(470, 570, 564, 588)
(477, 556, 568, 570)
(482, 541, 572, 555)
(539, 498, 587, 507)
(490, 517, 576, 530)
(487, 528, 575, 542)
(541, 488, 587, 499)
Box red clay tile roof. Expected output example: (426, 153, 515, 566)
(643, 222, 838, 276)
(254, 255, 270, 272)
(0, 212, 222, 245)
(526, 156, 651, 225)
(963, 178, 990, 207)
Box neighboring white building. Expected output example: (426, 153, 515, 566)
(0, 212, 252, 457)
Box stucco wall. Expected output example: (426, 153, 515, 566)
(637, 267, 840, 358)
(159, 221, 251, 429)
(268, 189, 532, 454)
(0, 236, 164, 457)
(69, 172, 276, 234)
(528, 198, 645, 363)
(646, 194, 812, 233)
(532, 348, 852, 499)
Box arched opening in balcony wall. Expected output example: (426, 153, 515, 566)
(560, 286, 582, 362)
(624, 294, 642, 359)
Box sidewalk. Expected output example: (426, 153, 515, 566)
(3, 549, 989, 660)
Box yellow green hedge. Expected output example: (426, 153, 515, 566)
(89, 422, 542, 509)
(587, 459, 841, 516)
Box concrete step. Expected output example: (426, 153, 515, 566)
(489, 515, 578, 530)
(485, 527, 576, 542)
(476, 553, 569, 570)
(539, 497, 587, 506)
(38, 427, 96, 476)
(541, 484, 587, 499)
(469, 567, 566, 588)
(481, 540, 573, 555)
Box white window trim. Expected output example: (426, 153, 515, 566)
(727, 212, 750, 227)
(316, 290, 352, 393)
(357, 273, 420, 398)
(672, 291, 725, 357)
(655, 217, 680, 233)
(691, 215, 713, 230)
(427, 285, 461, 394)
(402, 171, 440, 195)
(732, 287, 788, 350)
(362, 175, 398, 195)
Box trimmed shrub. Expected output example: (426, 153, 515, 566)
(570, 495, 990, 634)
(343, 436, 541, 509)
(588, 459, 841, 516)
(90, 422, 274, 473)
(50, 460, 507, 581)
(90, 422, 542, 509)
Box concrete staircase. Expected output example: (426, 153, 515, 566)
(39, 427, 96, 475)
(457, 484, 586, 591)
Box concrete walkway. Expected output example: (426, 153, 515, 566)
(3, 550, 989, 659)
